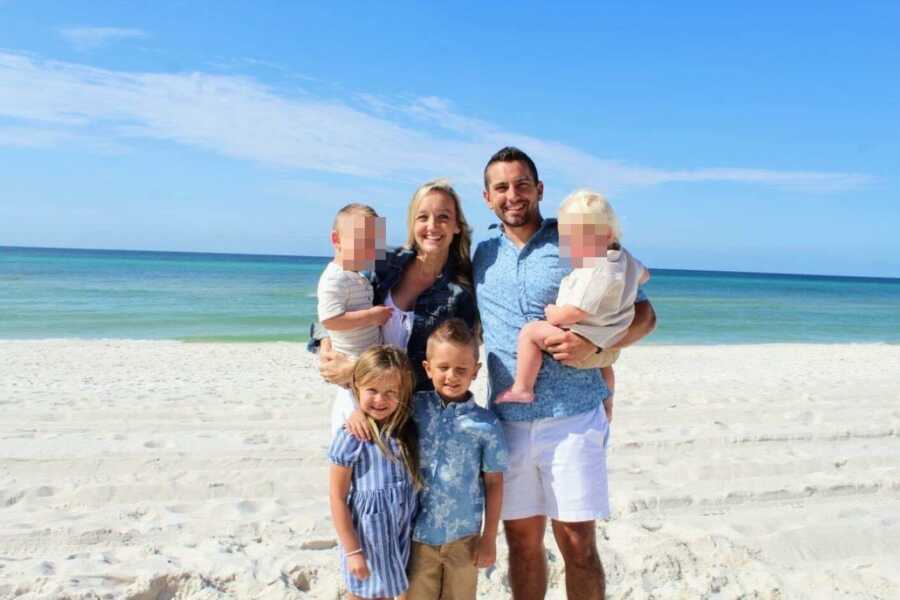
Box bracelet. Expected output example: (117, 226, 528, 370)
(595, 345, 604, 354)
(345, 548, 364, 557)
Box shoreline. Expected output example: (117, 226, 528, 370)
(3, 337, 900, 347)
(2, 341, 898, 598)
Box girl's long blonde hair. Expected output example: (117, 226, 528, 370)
(404, 179, 474, 292)
(351, 346, 422, 488)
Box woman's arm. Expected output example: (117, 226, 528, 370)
(329, 464, 369, 581)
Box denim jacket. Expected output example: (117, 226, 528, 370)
(310, 247, 478, 391)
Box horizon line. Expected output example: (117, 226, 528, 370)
(4, 244, 899, 283)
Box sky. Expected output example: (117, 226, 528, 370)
(1, 2, 898, 277)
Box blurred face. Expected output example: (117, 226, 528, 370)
(333, 212, 385, 271)
(423, 340, 480, 402)
(483, 160, 543, 229)
(355, 371, 401, 424)
(559, 220, 613, 266)
(413, 191, 461, 255)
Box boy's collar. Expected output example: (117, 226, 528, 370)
(435, 390, 474, 408)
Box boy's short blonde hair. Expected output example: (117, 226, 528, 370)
(332, 203, 378, 230)
(425, 318, 479, 361)
(558, 189, 621, 241)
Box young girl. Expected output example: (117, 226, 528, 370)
(328, 345, 421, 599)
(498, 189, 649, 404)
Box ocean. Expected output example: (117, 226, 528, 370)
(2, 246, 899, 344)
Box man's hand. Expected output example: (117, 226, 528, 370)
(319, 342, 354, 387)
(347, 553, 370, 580)
(345, 408, 371, 441)
(543, 330, 596, 365)
(473, 534, 496, 568)
(368, 305, 393, 327)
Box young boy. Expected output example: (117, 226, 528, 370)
(407, 318, 508, 600)
(317, 203, 392, 434)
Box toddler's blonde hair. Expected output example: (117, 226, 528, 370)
(558, 189, 621, 241)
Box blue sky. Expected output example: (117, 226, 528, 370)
(1, 2, 898, 276)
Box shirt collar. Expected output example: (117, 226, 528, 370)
(430, 390, 475, 411)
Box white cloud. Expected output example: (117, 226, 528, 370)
(58, 27, 148, 51)
(0, 51, 874, 193)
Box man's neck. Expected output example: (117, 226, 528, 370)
(503, 218, 542, 249)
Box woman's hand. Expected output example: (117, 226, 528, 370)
(347, 553, 370, 580)
(318, 338, 354, 387)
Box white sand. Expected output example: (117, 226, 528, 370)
(1, 341, 898, 599)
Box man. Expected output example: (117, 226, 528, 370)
(473, 147, 656, 599)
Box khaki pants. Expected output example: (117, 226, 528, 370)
(407, 535, 477, 600)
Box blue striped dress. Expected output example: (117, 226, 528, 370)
(329, 428, 417, 598)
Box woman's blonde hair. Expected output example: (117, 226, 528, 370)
(405, 179, 474, 291)
(351, 345, 422, 488)
(558, 189, 622, 241)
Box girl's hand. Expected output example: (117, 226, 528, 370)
(347, 553, 370, 580)
(345, 408, 371, 442)
(473, 535, 496, 568)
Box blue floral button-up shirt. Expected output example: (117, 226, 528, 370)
(473, 218, 648, 422)
(412, 391, 508, 545)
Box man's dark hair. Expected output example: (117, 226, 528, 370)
(483, 146, 539, 190)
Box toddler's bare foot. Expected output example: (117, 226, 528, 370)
(496, 387, 535, 404)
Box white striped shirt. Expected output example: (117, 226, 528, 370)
(317, 261, 381, 357)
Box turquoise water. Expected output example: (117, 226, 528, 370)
(2, 246, 900, 344)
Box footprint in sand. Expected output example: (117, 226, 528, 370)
(243, 433, 269, 445)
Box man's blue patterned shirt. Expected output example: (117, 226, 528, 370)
(473, 218, 647, 422)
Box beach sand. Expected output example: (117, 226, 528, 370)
(1, 341, 898, 599)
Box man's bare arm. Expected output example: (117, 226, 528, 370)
(608, 300, 656, 350)
(546, 300, 656, 365)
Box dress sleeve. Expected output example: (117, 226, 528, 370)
(328, 428, 363, 467)
(480, 415, 509, 474)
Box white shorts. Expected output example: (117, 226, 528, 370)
(500, 405, 610, 522)
(330, 387, 356, 436)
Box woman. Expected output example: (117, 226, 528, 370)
(317, 179, 477, 390)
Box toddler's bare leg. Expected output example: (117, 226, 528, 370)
(497, 320, 567, 403)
